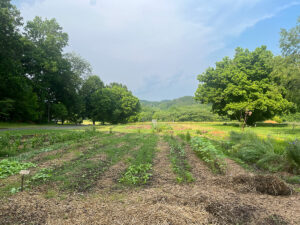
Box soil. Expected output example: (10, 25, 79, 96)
(0, 140, 299, 225)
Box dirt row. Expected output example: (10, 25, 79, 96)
(0, 137, 299, 225)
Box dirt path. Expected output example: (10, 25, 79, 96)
(184, 144, 215, 184)
(150, 139, 176, 186)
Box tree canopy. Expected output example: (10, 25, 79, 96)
(0, 0, 140, 124)
(195, 46, 294, 124)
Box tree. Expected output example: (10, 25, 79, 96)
(277, 17, 300, 111)
(195, 46, 294, 125)
(52, 103, 68, 124)
(81, 75, 104, 124)
(23, 16, 69, 122)
(0, 0, 39, 122)
(105, 84, 141, 124)
(64, 52, 92, 79)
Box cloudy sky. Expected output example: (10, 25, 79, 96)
(13, 0, 300, 101)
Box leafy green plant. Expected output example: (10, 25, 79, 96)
(119, 163, 152, 185)
(191, 137, 226, 174)
(0, 159, 36, 178)
(30, 168, 53, 183)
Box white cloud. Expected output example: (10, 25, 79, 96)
(17, 0, 296, 100)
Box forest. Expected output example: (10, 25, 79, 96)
(0, 0, 140, 125)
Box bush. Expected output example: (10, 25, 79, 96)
(272, 116, 283, 123)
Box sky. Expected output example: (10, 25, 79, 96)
(13, 0, 300, 101)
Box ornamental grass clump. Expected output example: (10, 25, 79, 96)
(286, 139, 300, 173)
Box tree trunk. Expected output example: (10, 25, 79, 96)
(93, 120, 95, 126)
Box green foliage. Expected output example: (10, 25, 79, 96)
(186, 131, 191, 142)
(282, 112, 300, 122)
(0, 2, 138, 124)
(191, 137, 226, 174)
(119, 163, 152, 185)
(30, 168, 53, 183)
(286, 140, 300, 169)
(0, 129, 99, 157)
(228, 132, 299, 173)
(272, 116, 283, 123)
(284, 175, 300, 184)
(195, 46, 294, 124)
(139, 97, 221, 122)
(52, 103, 68, 124)
(0, 159, 36, 178)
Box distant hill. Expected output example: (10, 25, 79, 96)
(138, 96, 222, 122)
(141, 96, 199, 110)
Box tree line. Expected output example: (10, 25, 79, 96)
(195, 17, 300, 125)
(0, 0, 140, 124)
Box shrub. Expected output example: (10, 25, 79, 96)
(272, 116, 283, 123)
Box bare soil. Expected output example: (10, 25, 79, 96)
(0, 140, 299, 225)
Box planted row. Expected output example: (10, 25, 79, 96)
(164, 136, 194, 183)
(191, 137, 226, 174)
(119, 134, 158, 185)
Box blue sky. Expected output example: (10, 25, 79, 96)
(13, 0, 300, 101)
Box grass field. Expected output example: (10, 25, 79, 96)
(0, 123, 299, 224)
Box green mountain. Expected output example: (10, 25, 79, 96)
(141, 96, 198, 109)
(138, 96, 222, 122)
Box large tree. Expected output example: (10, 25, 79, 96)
(105, 83, 141, 124)
(195, 46, 293, 125)
(277, 17, 300, 111)
(0, 0, 39, 121)
(81, 75, 105, 124)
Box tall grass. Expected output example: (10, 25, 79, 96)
(228, 131, 299, 174)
